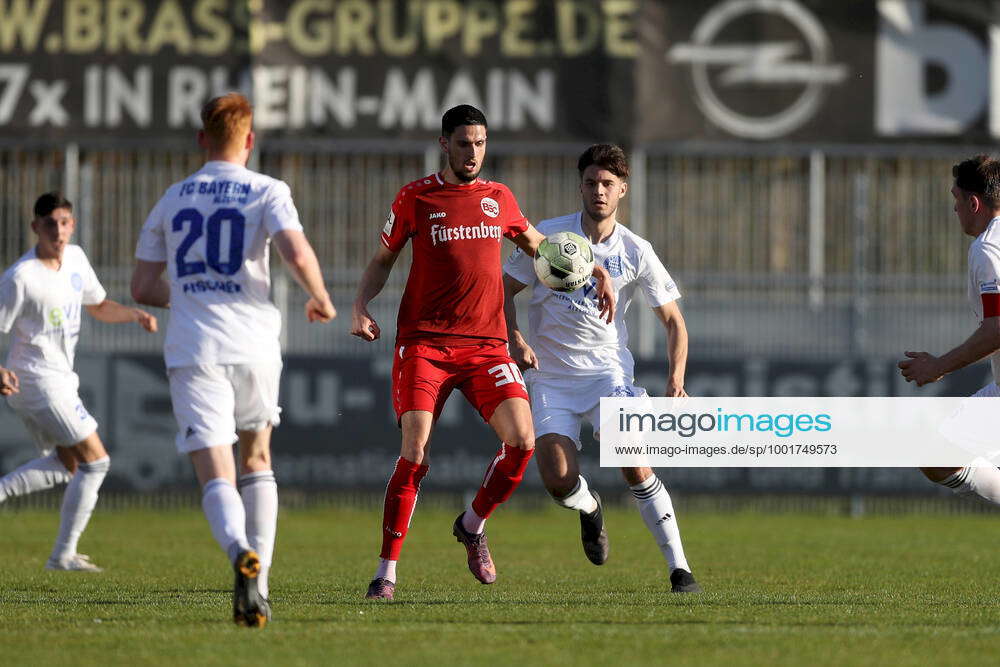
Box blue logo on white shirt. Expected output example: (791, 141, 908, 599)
(604, 255, 623, 278)
(982, 280, 999, 293)
(70, 273, 83, 292)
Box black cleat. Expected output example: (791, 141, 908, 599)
(580, 490, 609, 565)
(670, 568, 702, 593)
(365, 577, 396, 600)
(233, 549, 269, 628)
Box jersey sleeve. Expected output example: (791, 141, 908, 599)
(263, 181, 305, 236)
(78, 250, 107, 306)
(501, 187, 529, 238)
(972, 242, 1000, 318)
(135, 197, 168, 262)
(380, 188, 416, 252)
(503, 246, 536, 286)
(637, 243, 681, 308)
(0, 271, 24, 334)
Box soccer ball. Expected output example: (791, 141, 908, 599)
(534, 231, 595, 292)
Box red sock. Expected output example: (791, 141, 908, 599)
(379, 457, 429, 560)
(471, 445, 534, 519)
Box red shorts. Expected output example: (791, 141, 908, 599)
(392, 342, 529, 424)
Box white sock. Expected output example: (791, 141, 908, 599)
(940, 464, 1000, 506)
(552, 475, 598, 514)
(0, 452, 72, 502)
(49, 456, 109, 562)
(240, 470, 277, 598)
(201, 478, 251, 563)
(374, 558, 397, 583)
(630, 475, 690, 573)
(461, 505, 486, 535)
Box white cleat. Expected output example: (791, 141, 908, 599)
(45, 553, 104, 572)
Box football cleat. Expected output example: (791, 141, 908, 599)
(232, 549, 269, 628)
(365, 578, 396, 601)
(670, 568, 702, 593)
(452, 514, 497, 584)
(579, 490, 609, 565)
(45, 553, 104, 572)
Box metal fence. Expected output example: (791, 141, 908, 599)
(0, 141, 977, 362)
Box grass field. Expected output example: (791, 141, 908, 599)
(3, 504, 1000, 666)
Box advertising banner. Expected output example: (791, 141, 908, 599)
(1, 1, 999, 144)
(0, 354, 992, 492)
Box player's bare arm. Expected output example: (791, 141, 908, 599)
(502, 273, 538, 371)
(272, 229, 335, 323)
(0, 365, 18, 396)
(899, 315, 1000, 386)
(513, 224, 616, 323)
(653, 301, 689, 397)
(130, 260, 171, 308)
(85, 299, 158, 332)
(351, 245, 401, 341)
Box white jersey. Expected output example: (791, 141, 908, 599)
(135, 161, 303, 368)
(0, 245, 106, 386)
(968, 216, 1000, 384)
(503, 212, 680, 378)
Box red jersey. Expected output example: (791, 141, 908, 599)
(382, 173, 530, 345)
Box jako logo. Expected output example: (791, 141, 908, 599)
(430, 222, 503, 246)
(429, 211, 447, 219)
(480, 197, 500, 218)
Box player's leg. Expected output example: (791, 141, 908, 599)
(920, 383, 1000, 506)
(448, 395, 534, 585)
(622, 466, 700, 592)
(535, 433, 608, 565)
(46, 429, 110, 571)
(170, 365, 264, 627)
(367, 346, 445, 599)
(367, 410, 434, 600)
(237, 426, 275, 601)
(233, 361, 282, 604)
(0, 398, 75, 502)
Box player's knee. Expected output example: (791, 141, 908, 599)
(507, 433, 534, 451)
(546, 476, 577, 500)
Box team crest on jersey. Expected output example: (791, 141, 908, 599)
(604, 255, 623, 278)
(480, 197, 500, 218)
(382, 210, 395, 236)
(70, 273, 83, 292)
(982, 280, 999, 293)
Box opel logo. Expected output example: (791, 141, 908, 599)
(669, 0, 849, 139)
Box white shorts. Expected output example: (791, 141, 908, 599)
(168, 362, 282, 453)
(526, 370, 646, 450)
(6, 379, 98, 454)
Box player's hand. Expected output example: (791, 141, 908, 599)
(351, 304, 380, 341)
(898, 351, 944, 386)
(666, 379, 687, 397)
(306, 295, 336, 323)
(0, 367, 19, 396)
(592, 265, 616, 324)
(510, 340, 539, 372)
(134, 309, 158, 333)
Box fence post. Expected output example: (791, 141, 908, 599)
(423, 145, 439, 177)
(851, 170, 871, 354)
(631, 147, 656, 360)
(808, 149, 825, 308)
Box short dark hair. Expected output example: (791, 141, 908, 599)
(953, 155, 1000, 208)
(34, 191, 72, 218)
(441, 104, 488, 136)
(578, 143, 630, 180)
